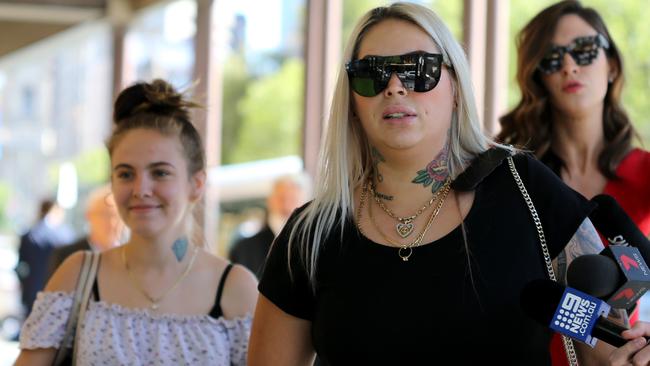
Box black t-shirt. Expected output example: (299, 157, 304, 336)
(259, 153, 596, 365)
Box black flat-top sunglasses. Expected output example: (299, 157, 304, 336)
(537, 33, 610, 75)
(345, 52, 448, 97)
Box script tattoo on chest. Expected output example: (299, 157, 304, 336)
(371, 146, 394, 200)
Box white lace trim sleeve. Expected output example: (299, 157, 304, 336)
(19, 291, 74, 350)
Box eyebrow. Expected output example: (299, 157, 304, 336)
(551, 34, 598, 46)
(113, 161, 176, 171)
(360, 49, 432, 58)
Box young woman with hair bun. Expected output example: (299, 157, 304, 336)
(15, 79, 257, 366)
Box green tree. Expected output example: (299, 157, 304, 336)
(230, 59, 304, 163)
(221, 53, 253, 164)
(46, 147, 110, 189)
(341, 0, 462, 50)
(342, 0, 381, 48)
(428, 0, 462, 40)
(0, 182, 13, 232)
(73, 147, 110, 185)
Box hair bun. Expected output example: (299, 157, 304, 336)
(113, 79, 192, 124)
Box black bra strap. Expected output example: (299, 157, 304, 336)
(209, 263, 234, 319)
(91, 253, 101, 301)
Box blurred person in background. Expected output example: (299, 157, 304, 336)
(47, 184, 125, 278)
(229, 174, 310, 278)
(499, 0, 650, 233)
(14, 79, 257, 365)
(498, 2, 650, 364)
(15, 199, 74, 317)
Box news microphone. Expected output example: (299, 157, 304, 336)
(581, 194, 650, 308)
(590, 194, 650, 258)
(521, 279, 631, 347)
(567, 254, 621, 298)
(567, 250, 650, 309)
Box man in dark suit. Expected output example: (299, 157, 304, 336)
(229, 174, 309, 278)
(47, 185, 124, 278)
(16, 200, 74, 316)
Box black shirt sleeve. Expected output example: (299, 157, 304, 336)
(513, 154, 597, 258)
(258, 208, 315, 320)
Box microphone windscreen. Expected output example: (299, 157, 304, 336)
(520, 279, 565, 325)
(567, 254, 621, 298)
(591, 194, 649, 252)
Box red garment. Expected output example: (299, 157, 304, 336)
(603, 148, 650, 236)
(551, 148, 650, 366)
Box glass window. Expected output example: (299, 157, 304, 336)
(342, 0, 463, 52)
(215, 0, 306, 165)
(123, 0, 196, 88)
(0, 22, 112, 233)
(211, 0, 306, 256)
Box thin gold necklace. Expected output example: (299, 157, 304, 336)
(358, 179, 451, 261)
(122, 245, 199, 311)
(370, 177, 451, 239)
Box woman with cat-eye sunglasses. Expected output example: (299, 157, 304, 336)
(500, 2, 650, 364)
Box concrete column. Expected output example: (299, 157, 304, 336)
(192, 0, 222, 252)
(463, 0, 487, 127)
(302, 0, 342, 180)
(484, 0, 509, 136)
(107, 0, 131, 103)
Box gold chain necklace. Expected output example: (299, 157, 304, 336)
(370, 177, 451, 239)
(358, 179, 451, 261)
(122, 245, 199, 311)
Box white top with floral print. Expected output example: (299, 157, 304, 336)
(20, 291, 251, 366)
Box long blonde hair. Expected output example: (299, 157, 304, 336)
(289, 2, 493, 285)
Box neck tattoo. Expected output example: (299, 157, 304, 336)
(371, 146, 393, 200)
(371, 146, 386, 183)
(374, 191, 394, 201)
(411, 143, 450, 194)
(172, 237, 188, 262)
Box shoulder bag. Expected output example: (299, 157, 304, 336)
(52, 250, 100, 366)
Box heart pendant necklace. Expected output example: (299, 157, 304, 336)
(396, 219, 415, 238)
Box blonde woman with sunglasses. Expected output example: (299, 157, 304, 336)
(249, 2, 650, 365)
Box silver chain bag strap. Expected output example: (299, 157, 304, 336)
(507, 156, 579, 366)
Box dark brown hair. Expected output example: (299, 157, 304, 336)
(107, 79, 205, 176)
(38, 199, 56, 220)
(498, 0, 636, 178)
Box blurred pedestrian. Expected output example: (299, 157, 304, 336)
(47, 185, 125, 278)
(15, 199, 73, 316)
(229, 174, 310, 277)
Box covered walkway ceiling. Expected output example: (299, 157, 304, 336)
(0, 0, 158, 58)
